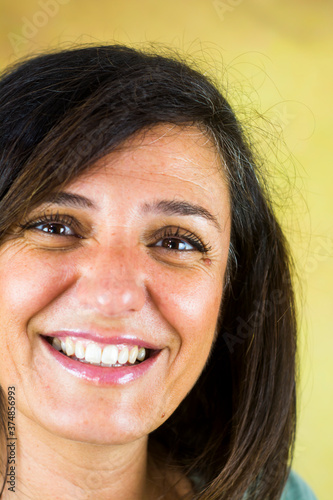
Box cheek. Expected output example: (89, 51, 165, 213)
(146, 265, 223, 416)
(150, 264, 223, 375)
(0, 248, 72, 386)
(0, 247, 74, 330)
(153, 266, 222, 339)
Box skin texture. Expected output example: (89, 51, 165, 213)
(0, 124, 231, 499)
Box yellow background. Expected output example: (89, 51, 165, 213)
(0, 1, 332, 498)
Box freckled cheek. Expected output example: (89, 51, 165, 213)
(153, 269, 223, 353)
(0, 254, 75, 323)
(149, 268, 223, 415)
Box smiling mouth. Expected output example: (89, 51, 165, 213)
(45, 336, 152, 368)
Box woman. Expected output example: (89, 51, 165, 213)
(0, 44, 317, 499)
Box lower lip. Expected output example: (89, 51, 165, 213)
(41, 337, 160, 386)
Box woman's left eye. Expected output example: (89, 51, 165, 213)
(148, 226, 211, 253)
(154, 238, 196, 251)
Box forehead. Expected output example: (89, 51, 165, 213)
(72, 124, 229, 206)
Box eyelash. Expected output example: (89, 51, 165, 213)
(19, 212, 212, 253)
(19, 212, 84, 238)
(150, 226, 212, 253)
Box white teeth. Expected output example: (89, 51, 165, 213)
(118, 347, 129, 365)
(75, 341, 85, 359)
(52, 337, 62, 351)
(85, 343, 102, 364)
(54, 336, 149, 366)
(137, 347, 146, 361)
(65, 338, 75, 356)
(129, 346, 139, 364)
(101, 345, 118, 365)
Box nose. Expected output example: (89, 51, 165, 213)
(74, 246, 147, 317)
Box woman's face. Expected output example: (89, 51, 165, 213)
(0, 125, 230, 445)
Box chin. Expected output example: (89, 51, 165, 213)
(29, 401, 159, 446)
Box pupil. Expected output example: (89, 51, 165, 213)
(164, 238, 177, 249)
(44, 224, 63, 234)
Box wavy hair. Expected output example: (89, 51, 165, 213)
(0, 44, 296, 499)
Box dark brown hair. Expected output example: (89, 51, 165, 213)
(0, 44, 296, 499)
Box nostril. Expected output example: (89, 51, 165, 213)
(75, 275, 146, 315)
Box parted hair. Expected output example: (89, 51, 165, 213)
(0, 44, 296, 499)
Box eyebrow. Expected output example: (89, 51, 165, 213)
(40, 192, 96, 209)
(38, 192, 221, 232)
(142, 199, 222, 232)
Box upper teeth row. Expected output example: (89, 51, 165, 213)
(52, 337, 146, 366)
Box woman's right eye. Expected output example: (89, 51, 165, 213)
(18, 212, 85, 240)
(32, 222, 77, 237)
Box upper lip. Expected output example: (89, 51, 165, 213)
(40, 331, 163, 350)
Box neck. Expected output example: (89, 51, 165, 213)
(1, 411, 154, 500)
